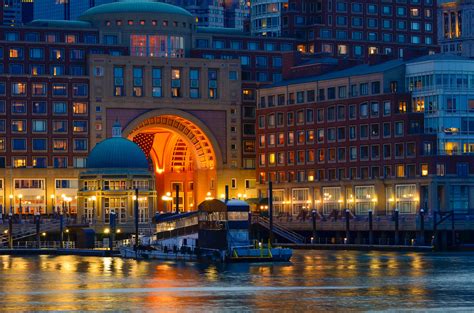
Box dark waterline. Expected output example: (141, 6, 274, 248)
(0, 250, 473, 311)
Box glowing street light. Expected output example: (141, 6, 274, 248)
(205, 191, 213, 201)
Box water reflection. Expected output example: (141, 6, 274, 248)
(0, 251, 473, 311)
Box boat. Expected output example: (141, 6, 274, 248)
(119, 198, 293, 263)
(228, 245, 292, 263)
(119, 245, 197, 261)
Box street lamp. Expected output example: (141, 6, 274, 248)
(18, 194, 23, 220)
(36, 195, 41, 214)
(9, 194, 13, 214)
(65, 228, 70, 246)
(161, 192, 172, 212)
(50, 195, 55, 216)
(89, 196, 97, 224)
(205, 191, 213, 201)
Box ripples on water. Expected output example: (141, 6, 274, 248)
(0, 251, 473, 311)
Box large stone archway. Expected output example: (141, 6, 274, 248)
(122, 109, 222, 212)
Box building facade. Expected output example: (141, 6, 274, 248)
(77, 123, 156, 231)
(438, 0, 474, 57)
(256, 56, 474, 217)
(0, 1, 258, 220)
(248, 0, 438, 62)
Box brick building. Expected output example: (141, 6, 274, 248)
(256, 55, 474, 217)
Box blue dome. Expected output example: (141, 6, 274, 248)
(79, 0, 193, 20)
(87, 137, 149, 169)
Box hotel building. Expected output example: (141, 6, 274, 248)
(0, 1, 264, 225)
(256, 54, 474, 217)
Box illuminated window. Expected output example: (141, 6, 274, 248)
(53, 139, 67, 151)
(13, 157, 27, 168)
(30, 64, 45, 76)
(396, 165, 405, 177)
(338, 44, 348, 55)
(65, 34, 77, 43)
(11, 120, 26, 132)
(395, 184, 417, 213)
(9, 48, 23, 59)
(73, 121, 87, 133)
(50, 48, 64, 60)
(52, 83, 67, 96)
(421, 164, 428, 176)
(73, 102, 87, 115)
(12, 83, 26, 96)
(354, 186, 376, 214)
(398, 101, 407, 113)
(133, 67, 144, 97)
(171, 68, 181, 97)
(51, 65, 64, 76)
(410, 8, 419, 17)
(208, 69, 218, 99)
(269, 153, 276, 165)
(32, 83, 47, 96)
(114, 67, 125, 96)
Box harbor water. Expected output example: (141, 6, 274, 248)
(0, 250, 473, 311)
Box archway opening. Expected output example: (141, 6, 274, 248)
(126, 115, 218, 212)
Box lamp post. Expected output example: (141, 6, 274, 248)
(109, 210, 116, 251)
(50, 194, 55, 216)
(394, 208, 399, 245)
(311, 209, 317, 244)
(9, 194, 13, 214)
(35, 210, 41, 248)
(65, 229, 70, 248)
(35, 195, 42, 215)
(419, 208, 425, 245)
(134, 188, 139, 255)
(18, 194, 23, 221)
(368, 209, 374, 245)
(59, 210, 64, 248)
(268, 180, 274, 245)
(345, 208, 350, 244)
(161, 192, 172, 213)
(91, 196, 96, 224)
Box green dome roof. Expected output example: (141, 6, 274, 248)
(79, 1, 193, 19)
(87, 137, 149, 169)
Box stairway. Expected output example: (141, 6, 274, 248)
(256, 216, 306, 244)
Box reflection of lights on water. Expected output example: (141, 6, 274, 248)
(205, 265, 219, 281)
